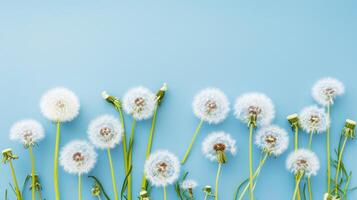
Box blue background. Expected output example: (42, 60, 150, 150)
(0, 1, 357, 199)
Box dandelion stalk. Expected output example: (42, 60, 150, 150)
(141, 83, 167, 190)
(326, 104, 331, 194)
(181, 119, 204, 165)
(118, 107, 128, 172)
(102, 92, 129, 173)
(127, 119, 137, 200)
(2, 149, 22, 200)
(78, 174, 82, 200)
(308, 131, 313, 150)
(248, 123, 254, 200)
(107, 148, 119, 200)
(141, 105, 158, 190)
(287, 114, 301, 200)
(54, 121, 61, 200)
(307, 131, 314, 200)
(10, 160, 22, 200)
(163, 186, 167, 200)
(333, 119, 355, 197)
(28, 146, 36, 200)
(334, 136, 348, 195)
(292, 173, 303, 200)
(238, 153, 268, 200)
(214, 163, 222, 200)
(307, 177, 313, 200)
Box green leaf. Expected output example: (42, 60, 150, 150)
(233, 178, 249, 200)
(120, 165, 132, 200)
(22, 175, 31, 196)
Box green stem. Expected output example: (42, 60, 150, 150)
(343, 172, 352, 199)
(9, 160, 22, 200)
(308, 131, 313, 150)
(293, 127, 300, 200)
(141, 105, 159, 189)
(307, 177, 312, 200)
(204, 194, 208, 200)
(181, 119, 204, 165)
(164, 186, 167, 200)
(107, 148, 119, 200)
(334, 136, 348, 195)
(294, 127, 299, 151)
(78, 174, 82, 200)
(238, 153, 268, 200)
(248, 124, 254, 200)
(326, 104, 331, 194)
(292, 174, 302, 200)
(295, 175, 301, 200)
(118, 108, 128, 173)
(98, 196, 102, 200)
(215, 163, 222, 200)
(127, 119, 137, 200)
(29, 146, 36, 200)
(54, 121, 61, 200)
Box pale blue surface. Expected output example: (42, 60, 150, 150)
(0, 1, 357, 199)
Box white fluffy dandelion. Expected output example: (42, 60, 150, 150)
(286, 149, 320, 177)
(312, 77, 345, 106)
(234, 93, 275, 126)
(144, 150, 180, 187)
(59, 140, 97, 175)
(88, 115, 123, 149)
(202, 131, 236, 162)
(9, 119, 45, 146)
(181, 179, 198, 190)
(123, 86, 156, 121)
(192, 88, 230, 124)
(255, 125, 289, 156)
(40, 87, 80, 122)
(299, 106, 329, 133)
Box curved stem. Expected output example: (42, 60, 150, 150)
(215, 163, 222, 200)
(107, 148, 119, 200)
(54, 121, 61, 200)
(29, 146, 36, 200)
(141, 105, 159, 189)
(292, 174, 302, 200)
(181, 119, 204, 165)
(248, 124, 254, 200)
(334, 136, 348, 195)
(307, 177, 312, 200)
(78, 174, 82, 200)
(9, 160, 22, 200)
(163, 186, 167, 200)
(127, 119, 137, 200)
(238, 153, 268, 200)
(326, 104, 331, 194)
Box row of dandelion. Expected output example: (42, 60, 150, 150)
(1, 77, 355, 200)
